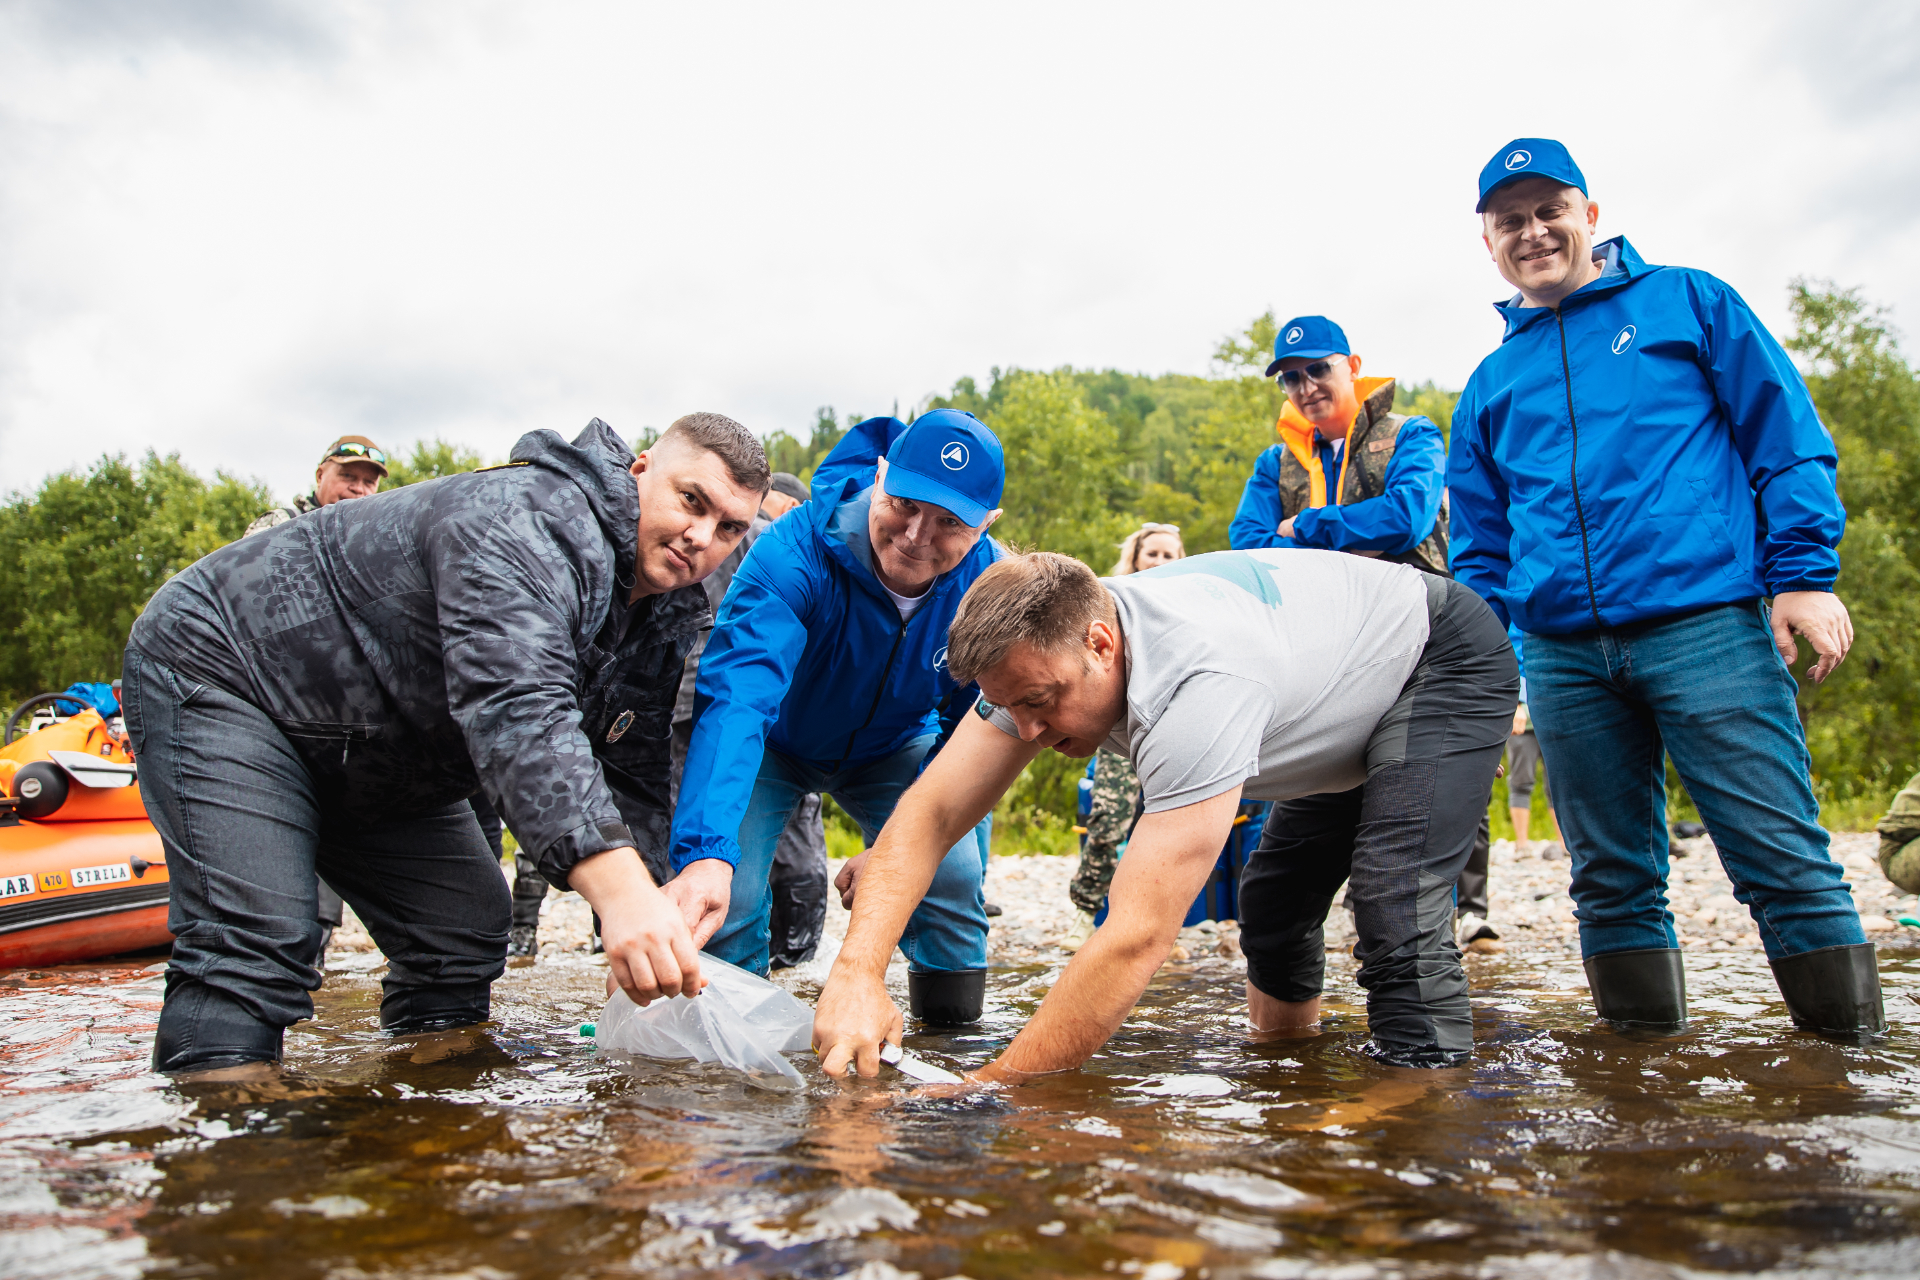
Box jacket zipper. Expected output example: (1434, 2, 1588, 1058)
(833, 610, 911, 773)
(1556, 311, 1606, 630)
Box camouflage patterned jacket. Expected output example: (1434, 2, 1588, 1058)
(1876, 769, 1920, 894)
(127, 420, 705, 888)
(1227, 377, 1450, 577)
(243, 491, 319, 538)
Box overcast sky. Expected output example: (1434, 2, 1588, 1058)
(2, 0, 1916, 501)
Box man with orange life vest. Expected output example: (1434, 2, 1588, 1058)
(1228, 316, 1447, 573)
(1227, 318, 1501, 956)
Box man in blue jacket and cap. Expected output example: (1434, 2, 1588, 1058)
(1228, 315, 1448, 578)
(1448, 138, 1882, 1038)
(666, 409, 1006, 1024)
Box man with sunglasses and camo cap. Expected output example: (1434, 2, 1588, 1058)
(245, 435, 391, 536)
(1228, 317, 1448, 578)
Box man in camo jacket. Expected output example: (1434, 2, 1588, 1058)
(125, 415, 766, 1076)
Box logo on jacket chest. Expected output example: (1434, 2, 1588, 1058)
(933, 646, 949, 672)
(606, 710, 635, 743)
(1611, 325, 1637, 355)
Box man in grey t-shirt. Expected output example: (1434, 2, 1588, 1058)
(813, 550, 1518, 1076)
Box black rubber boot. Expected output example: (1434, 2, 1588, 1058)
(152, 973, 285, 1074)
(1583, 947, 1688, 1030)
(908, 969, 986, 1026)
(1770, 943, 1887, 1038)
(380, 980, 492, 1034)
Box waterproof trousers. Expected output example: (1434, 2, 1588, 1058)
(124, 647, 509, 1072)
(1238, 578, 1518, 1060)
(1522, 601, 1865, 961)
(703, 733, 990, 977)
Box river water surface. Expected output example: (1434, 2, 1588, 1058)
(3, 938, 1918, 1279)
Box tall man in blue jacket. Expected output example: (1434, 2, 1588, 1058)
(1228, 316, 1448, 576)
(666, 410, 1006, 1024)
(1448, 138, 1881, 1038)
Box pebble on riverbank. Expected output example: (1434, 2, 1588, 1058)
(326, 831, 1920, 978)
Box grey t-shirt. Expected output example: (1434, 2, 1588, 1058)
(985, 549, 1430, 811)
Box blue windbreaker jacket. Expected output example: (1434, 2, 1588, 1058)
(1228, 415, 1445, 553)
(669, 417, 1005, 870)
(1448, 236, 1844, 635)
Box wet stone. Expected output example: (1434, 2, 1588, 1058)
(0, 847, 1916, 1279)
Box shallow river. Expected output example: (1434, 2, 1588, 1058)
(2, 939, 1917, 1279)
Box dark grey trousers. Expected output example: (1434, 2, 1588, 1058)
(1238, 578, 1518, 1060)
(124, 647, 509, 1073)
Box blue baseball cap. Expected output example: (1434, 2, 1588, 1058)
(1264, 315, 1351, 378)
(882, 409, 1005, 527)
(1476, 137, 1587, 212)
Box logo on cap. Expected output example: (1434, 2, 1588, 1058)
(1611, 325, 1637, 355)
(1285, 326, 1303, 345)
(940, 442, 968, 471)
(1505, 149, 1531, 171)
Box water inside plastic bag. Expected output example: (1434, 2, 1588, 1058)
(592, 953, 815, 1090)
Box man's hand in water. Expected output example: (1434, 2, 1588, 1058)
(813, 966, 903, 1079)
(570, 847, 705, 1005)
(663, 857, 733, 948)
(834, 850, 871, 910)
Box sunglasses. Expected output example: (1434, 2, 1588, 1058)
(329, 442, 388, 465)
(1278, 359, 1344, 389)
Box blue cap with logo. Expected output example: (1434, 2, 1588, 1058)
(1476, 137, 1587, 212)
(882, 408, 1005, 527)
(1264, 315, 1351, 378)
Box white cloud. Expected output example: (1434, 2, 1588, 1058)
(1, 0, 1915, 501)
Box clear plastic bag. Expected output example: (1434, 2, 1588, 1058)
(593, 954, 814, 1091)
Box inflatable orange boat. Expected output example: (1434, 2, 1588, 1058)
(0, 692, 170, 968)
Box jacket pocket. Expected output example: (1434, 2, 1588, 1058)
(1687, 479, 1748, 582)
(276, 719, 387, 765)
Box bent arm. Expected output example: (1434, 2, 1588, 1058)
(1228, 449, 1296, 550)
(668, 552, 811, 871)
(433, 506, 635, 888)
(1701, 279, 1845, 594)
(1289, 417, 1444, 554)
(975, 786, 1241, 1081)
(814, 710, 1039, 1075)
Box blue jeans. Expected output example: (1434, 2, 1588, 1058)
(1523, 602, 1864, 961)
(706, 735, 991, 976)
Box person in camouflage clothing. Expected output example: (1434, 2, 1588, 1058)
(1069, 750, 1140, 915)
(1875, 770, 1920, 895)
(243, 435, 389, 536)
(125, 415, 767, 1077)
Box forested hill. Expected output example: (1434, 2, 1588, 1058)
(2, 290, 1916, 824)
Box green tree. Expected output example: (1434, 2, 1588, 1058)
(761, 406, 854, 483)
(1785, 281, 1920, 824)
(384, 438, 492, 488)
(0, 453, 269, 705)
(1395, 380, 1460, 440)
(979, 370, 1132, 568)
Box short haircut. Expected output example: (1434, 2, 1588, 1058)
(947, 552, 1116, 685)
(659, 412, 770, 493)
